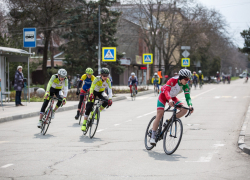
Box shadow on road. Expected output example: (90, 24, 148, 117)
(33, 133, 56, 139)
(70, 123, 82, 128)
(144, 149, 187, 161)
(79, 135, 103, 143)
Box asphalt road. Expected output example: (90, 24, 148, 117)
(1, 79, 250, 180)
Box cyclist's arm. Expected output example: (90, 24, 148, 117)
(46, 75, 56, 92)
(135, 76, 138, 85)
(158, 78, 161, 84)
(151, 78, 154, 84)
(183, 85, 192, 106)
(128, 76, 131, 86)
(163, 80, 173, 101)
(90, 77, 98, 94)
(63, 78, 69, 97)
(107, 79, 112, 99)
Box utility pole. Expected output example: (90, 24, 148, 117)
(98, 5, 101, 75)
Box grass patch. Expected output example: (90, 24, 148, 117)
(231, 77, 240, 81)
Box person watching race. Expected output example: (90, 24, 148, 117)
(152, 73, 161, 94)
(81, 68, 113, 131)
(75, 68, 95, 120)
(149, 69, 194, 145)
(128, 72, 138, 97)
(37, 69, 68, 128)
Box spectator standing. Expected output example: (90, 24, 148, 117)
(14, 66, 24, 106)
(157, 69, 162, 85)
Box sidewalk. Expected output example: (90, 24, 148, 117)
(0, 89, 153, 123)
(238, 104, 250, 155)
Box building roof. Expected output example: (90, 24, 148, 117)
(0, 46, 31, 55)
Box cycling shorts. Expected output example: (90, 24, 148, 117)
(157, 91, 183, 110)
(80, 88, 88, 96)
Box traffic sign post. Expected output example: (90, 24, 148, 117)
(102, 47, 116, 62)
(23, 28, 36, 103)
(143, 54, 153, 64)
(181, 58, 190, 67)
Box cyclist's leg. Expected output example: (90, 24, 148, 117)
(172, 97, 187, 118)
(135, 84, 138, 94)
(39, 88, 53, 120)
(157, 84, 160, 93)
(98, 91, 108, 112)
(54, 90, 63, 112)
(81, 94, 96, 131)
(75, 90, 85, 119)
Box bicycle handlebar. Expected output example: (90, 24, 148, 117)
(165, 103, 193, 118)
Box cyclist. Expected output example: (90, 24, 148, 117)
(149, 69, 194, 145)
(198, 70, 204, 87)
(152, 73, 161, 94)
(216, 71, 220, 83)
(81, 68, 113, 131)
(37, 69, 68, 128)
(192, 71, 198, 87)
(128, 72, 138, 97)
(75, 68, 95, 120)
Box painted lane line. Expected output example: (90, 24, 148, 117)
(1, 164, 13, 168)
(137, 116, 143, 118)
(96, 129, 105, 133)
(185, 142, 224, 163)
(214, 96, 221, 99)
(233, 96, 237, 99)
(137, 111, 157, 118)
(114, 124, 120, 126)
(192, 88, 216, 99)
(0, 141, 8, 144)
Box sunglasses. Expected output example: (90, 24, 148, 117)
(183, 78, 190, 81)
(86, 73, 92, 76)
(102, 74, 109, 77)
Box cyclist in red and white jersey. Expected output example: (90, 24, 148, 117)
(150, 69, 194, 145)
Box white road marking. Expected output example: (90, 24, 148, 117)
(137, 116, 143, 118)
(137, 111, 156, 118)
(0, 141, 8, 144)
(185, 142, 224, 163)
(214, 96, 221, 99)
(192, 88, 216, 99)
(96, 129, 105, 133)
(222, 96, 231, 98)
(1, 164, 13, 168)
(233, 96, 237, 99)
(114, 124, 120, 126)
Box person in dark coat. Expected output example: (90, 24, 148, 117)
(14, 66, 24, 106)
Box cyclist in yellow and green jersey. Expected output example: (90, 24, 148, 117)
(81, 68, 113, 131)
(37, 69, 68, 128)
(152, 73, 161, 94)
(198, 70, 204, 85)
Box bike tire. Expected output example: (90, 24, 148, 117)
(144, 116, 156, 150)
(132, 86, 136, 101)
(79, 102, 85, 125)
(163, 119, 183, 155)
(41, 109, 52, 135)
(89, 108, 100, 138)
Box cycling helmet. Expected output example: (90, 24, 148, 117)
(154, 73, 157, 76)
(86, 67, 93, 74)
(174, 72, 178, 75)
(131, 72, 135, 76)
(217, 71, 219, 73)
(58, 69, 67, 78)
(193, 71, 196, 74)
(179, 69, 192, 79)
(198, 70, 202, 73)
(101, 67, 109, 75)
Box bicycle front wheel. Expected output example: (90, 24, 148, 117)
(144, 116, 156, 150)
(89, 108, 100, 138)
(163, 119, 183, 155)
(41, 109, 52, 135)
(79, 102, 85, 125)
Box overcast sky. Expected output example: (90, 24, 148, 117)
(197, 0, 249, 48)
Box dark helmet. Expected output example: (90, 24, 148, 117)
(101, 67, 109, 75)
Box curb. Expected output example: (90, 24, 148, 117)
(238, 104, 250, 155)
(137, 89, 154, 96)
(0, 96, 127, 124)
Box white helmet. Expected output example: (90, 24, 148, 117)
(179, 69, 192, 78)
(58, 69, 67, 78)
(198, 70, 202, 73)
(131, 72, 135, 76)
(154, 73, 157, 76)
(217, 71, 219, 73)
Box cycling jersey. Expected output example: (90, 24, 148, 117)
(128, 76, 138, 85)
(46, 74, 68, 97)
(193, 74, 198, 80)
(90, 76, 112, 99)
(161, 76, 192, 106)
(152, 76, 161, 84)
(198, 74, 204, 80)
(80, 74, 95, 92)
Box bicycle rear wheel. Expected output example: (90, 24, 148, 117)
(144, 116, 156, 150)
(79, 102, 85, 125)
(89, 108, 100, 138)
(163, 119, 183, 155)
(41, 108, 52, 135)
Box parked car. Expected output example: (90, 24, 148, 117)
(239, 72, 247, 78)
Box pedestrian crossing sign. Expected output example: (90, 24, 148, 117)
(102, 47, 116, 62)
(181, 58, 190, 67)
(143, 54, 153, 64)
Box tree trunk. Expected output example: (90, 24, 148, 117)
(50, 35, 54, 68)
(43, 30, 52, 89)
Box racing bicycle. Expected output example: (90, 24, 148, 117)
(40, 96, 63, 135)
(78, 93, 89, 125)
(83, 98, 109, 138)
(131, 84, 136, 101)
(144, 104, 193, 155)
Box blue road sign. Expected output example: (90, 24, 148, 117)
(143, 54, 153, 64)
(102, 47, 116, 61)
(23, 28, 36, 48)
(181, 58, 190, 67)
